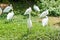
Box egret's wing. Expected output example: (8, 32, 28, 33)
(33, 5, 40, 12)
(42, 16, 48, 26)
(24, 7, 32, 15)
(7, 11, 14, 20)
(40, 10, 48, 18)
(3, 6, 12, 13)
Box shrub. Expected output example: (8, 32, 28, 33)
(36, 0, 60, 16)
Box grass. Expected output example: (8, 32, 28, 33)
(0, 14, 60, 40)
(0, 1, 60, 40)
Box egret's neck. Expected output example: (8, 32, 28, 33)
(29, 13, 31, 19)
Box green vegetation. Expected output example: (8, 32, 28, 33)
(0, 15, 60, 40)
(0, 0, 60, 40)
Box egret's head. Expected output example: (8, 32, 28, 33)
(10, 4, 12, 7)
(24, 7, 32, 15)
(10, 4, 13, 10)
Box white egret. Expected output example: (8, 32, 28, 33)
(3, 4, 13, 13)
(33, 5, 40, 12)
(40, 10, 48, 18)
(7, 11, 14, 21)
(42, 16, 48, 27)
(0, 8, 2, 15)
(24, 7, 32, 30)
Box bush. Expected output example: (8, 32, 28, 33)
(0, 0, 9, 3)
(36, 0, 60, 16)
(1, 0, 60, 16)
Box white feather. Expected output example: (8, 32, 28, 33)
(42, 16, 48, 27)
(7, 11, 14, 20)
(33, 5, 40, 12)
(24, 7, 32, 15)
(40, 10, 48, 18)
(3, 4, 13, 13)
(0, 8, 2, 15)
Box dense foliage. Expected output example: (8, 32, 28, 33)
(36, 0, 60, 16)
(0, 0, 60, 16)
